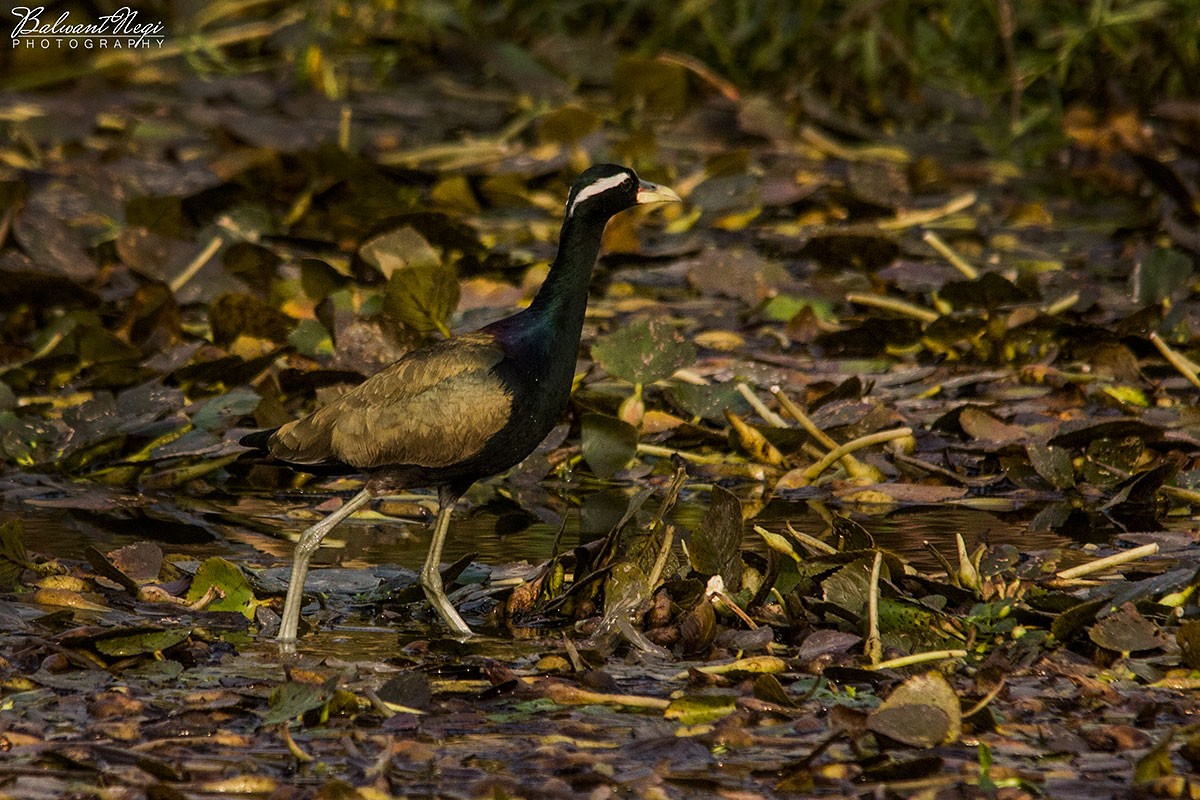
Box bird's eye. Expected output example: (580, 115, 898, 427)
(566, 173, 632, 217)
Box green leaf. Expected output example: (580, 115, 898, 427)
(261, 679, 336, 725)
(0, 518, 28, 591)
(591, 318, 696, 385)
(382, 263, 460, 338)
(187, 557, 257, 619)
(1132, 246, 1193, 305)
(191, 387, 261, 431)
(1026, 442, 1074, 489)
(761, 294, 832, 322)
(360, 226, 440, 278)
(666, 381, 749, 424)
(94, 627, 191, 657)
(867, 671, 961, 748)
(689, 485, 744, 591)
(664, 694, 737, 726)
(581, 413, 638, 478)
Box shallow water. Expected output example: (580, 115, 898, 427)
(12, 485, 1072, 575)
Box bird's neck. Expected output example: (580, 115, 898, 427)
(484, 210, 609, 391)
(527, 214, 604, 326)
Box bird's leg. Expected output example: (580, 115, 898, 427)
(277, 488, 374, 643)
(420, 486, 472, 636)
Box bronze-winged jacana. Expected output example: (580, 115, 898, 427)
(242, 164, 680, 642)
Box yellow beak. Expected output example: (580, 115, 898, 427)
(636, 180, 682, 205)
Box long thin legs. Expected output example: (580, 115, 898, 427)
(421, 486, 472, 637)
(276, 488, 373, 643)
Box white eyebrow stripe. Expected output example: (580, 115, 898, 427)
(566, 173, 631, 217)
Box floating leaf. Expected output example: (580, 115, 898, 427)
(261, 679, 336, 725)
(1089, 602, 1170, 653)
(689, 485, 744, 591)
(360, 226, 441, 278)
(376, 672, 433, 712)
(382, 263, 460, 338)
(867, 671, 961, 748)
(186, 557, 256, 619)
(0, 519, 28, 591)
(95, 627, 191, 657)
(1132, 246, 1193, 304)
(191, 387, 262, 431)
(666, 381, 749, 423)
(591, 317, 696, 385)
(664, 694, 737, 726)
(1026, 441, 1075, 489)
(581, 413, 638, 478)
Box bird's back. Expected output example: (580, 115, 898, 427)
(250, 333, 518, 473)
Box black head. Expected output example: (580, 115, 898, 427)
(564, 164, 680, 222)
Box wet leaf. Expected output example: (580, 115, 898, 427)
(1132, 246, 1193, 304)
(689, 485, 744, 591)
(94, 627, 191, 657)
(376, 672, 432, 711)
(1027, 441, 1075, 489)
(1178, 621, 1200, 670)
(592, 317, 696, 386)
(867, 671, 961, 748)
(360, 226, 441, 278)
(1089, 602, 1170, 653)
(382, 263, 460, 338)
(666, 381, 749, 423)
(581, 413, 637, 478)
(664, 694, 737, 725)
(191, 387, 262, 431)
(0, 518, 29, 591)
(613, 56, 687, 115)
(261, 679, 337, 725)
(186, 557, 256, 619)
(209, 294, 295, 348)
(724, 410, 785, 466)
(538, 105, 599, 145)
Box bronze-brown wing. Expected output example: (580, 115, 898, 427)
(267, 334, 513, 470)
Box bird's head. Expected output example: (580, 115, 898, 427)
(564, 164, 681, 221)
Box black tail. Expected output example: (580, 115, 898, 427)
(239, 428, 277, 451)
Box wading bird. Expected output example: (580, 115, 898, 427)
(241, 164, 680, 642)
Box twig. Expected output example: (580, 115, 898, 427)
(962, 677, 1006, 718)
(865, 551, 883, 665)
(770, 386, 876, 480)
(878, 192, 977, 231)
(541, 681, 670, 710)
(1055, 542, 1159, 581)
(1150, 332, 1200, 390)
(872, 649, 969, 670)
(736, 383, 788, 427)
(646, 524, 676, 591)
(800, 427, 913, 483)
(1043, 292, 1080, 316)
(845, 293, 939, 323)
(922, 231, 978, 279)
(168, 234, 223, 293)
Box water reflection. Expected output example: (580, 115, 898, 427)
(6, 486, 1131, 580)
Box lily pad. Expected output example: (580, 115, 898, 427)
(186, 557, 257, 619)
(591, 317, 696, 386)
